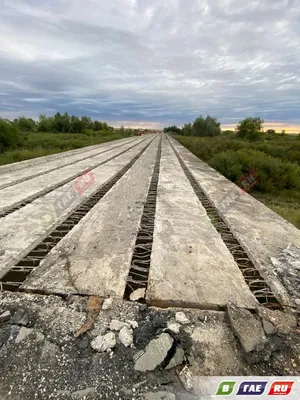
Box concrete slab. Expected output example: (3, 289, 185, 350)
(0, 138, 142, 213)
(0, 136, 138, 190)
(0, 137, 154, 279)
(168, 135, 300, 306)
(146, 136, 257, 309)
(21, 137, 160, 296)
(0, 139, 131, 175)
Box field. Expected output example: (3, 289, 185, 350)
(0, 130, 135, 166)
(175, 133, 300, 229)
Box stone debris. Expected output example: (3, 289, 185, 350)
(91, 332, 116, 352)
(11, 310, 30, 326)
(109, 319, 130, 331)
(129, 288, 146, 302)
(144, 391, 176, 400)
(178, 365, 193, 391)
(262, 319, 277, 336)
(257, 307, 297, 335)
(167, 322, 181, 334)
(165, 347, 185, 370)
(175, 312, 190, 325)
(126, 319, 139, 329)
(0, 310, 11, 322)
(134, 333, 174, 372)
(102, 298, 114, 310)
(226, 304, 267, 359)
(15, 327, 33, 344)
(119, 326, 133, 347)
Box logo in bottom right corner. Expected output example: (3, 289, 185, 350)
(268, 382, 294, 396)
(216, 381, 294, 396)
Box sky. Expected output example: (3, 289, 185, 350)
(1, 0, 300, 131)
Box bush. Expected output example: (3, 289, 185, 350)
(209, 149, 300, 193)
(0, 119, 19, 153)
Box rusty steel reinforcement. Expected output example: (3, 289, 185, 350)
(124, 138, 162, 300)
(0, 138, 155, 292)
(168, 137, 282, 310)
(0, 137, 149, 219)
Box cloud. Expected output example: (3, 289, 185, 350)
(1, 0, 300, 128)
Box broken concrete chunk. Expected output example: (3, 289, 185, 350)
(125, 320, 138, 329)
(91, 332, 116, 352)
(262, 319, 277, 336)
(134, 333, 174, 372)
(167, 322, 181, 334)
(257, 307, 297, 335)
(119, 326, 133, 347)
(0, 310, 11, 323)
(15, 327, 33, 344)
(175, 312, 190, 325)
(109, 320, 130, 331)
(129, 288, 146, 302)
(11, 310, 30, 326)
(144, 391, 176, 400)
(165, 347, 185, 370)
(226, 304, 267, 354)
(102, 298, 113, 310)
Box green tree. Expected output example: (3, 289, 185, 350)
(102, 122, 109, 130)
(0, 119, 19, 153)
(37, 114, 54, 132)
(192, 115, 221, 137)
(182, 123, 192, 136)
(236, 117, 264, 141)
(81, 116, 92, 131)
(266, 129, 276, 135)
(163, 126, 181, 134)
(69, 116, 83, 133)
(15, 116, 36, 132)
(92, 120, 103, 131)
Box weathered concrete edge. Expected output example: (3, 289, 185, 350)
(168, 135, 299, 308)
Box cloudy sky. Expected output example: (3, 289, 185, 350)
(1, 0, 300, 130)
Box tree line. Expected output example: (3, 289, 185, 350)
(0, 113, 117, 153)
(164, 116, 291, 141)
(10, 113, 114, 133)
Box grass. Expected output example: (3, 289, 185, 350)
(174, 134, 300, 229)
(0, 130, 135, 166)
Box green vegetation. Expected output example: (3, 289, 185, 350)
(0, 114, 136, 166)
(165, 115, 300, 229)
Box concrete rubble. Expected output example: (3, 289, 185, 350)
(119, 326, 134, 347)
(102, 298, 114, 310)
(175, 312, 190, 325)
(0, 292, 299, 400)
(134, 333, 174, 372)
(91, 332, 116, 352)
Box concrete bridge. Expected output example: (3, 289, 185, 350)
(0, 133, 299, 310)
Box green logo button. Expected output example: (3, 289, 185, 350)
(216, 381, 236, 395)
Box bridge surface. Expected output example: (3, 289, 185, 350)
(0, 133, 299, 310)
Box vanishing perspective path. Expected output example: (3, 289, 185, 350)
(0, 133, 299, 399)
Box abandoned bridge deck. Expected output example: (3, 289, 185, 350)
(0, 133, 299, 311)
